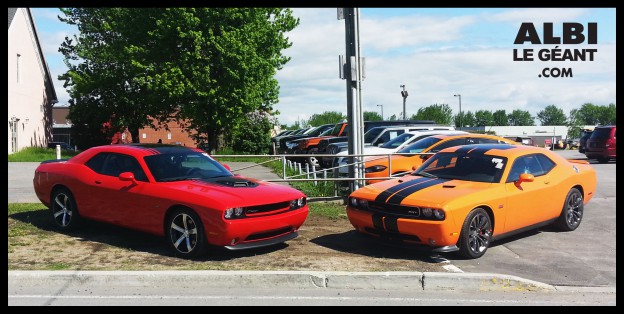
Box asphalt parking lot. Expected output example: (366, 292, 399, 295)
(7, 149, 616, 288)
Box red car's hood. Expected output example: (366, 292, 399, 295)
(356, 176, 495, 208)
(160, 176, 304, 208)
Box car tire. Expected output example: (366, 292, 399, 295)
(166, 208, 206, 258)
(307, 148, 320, 168)
(457, 207, 492, 259)
(554, 188, 583, 231)
(50, 187, 81, 231)
(597, 156, 609, 163)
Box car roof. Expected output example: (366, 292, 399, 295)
(439, 143, 559, 159)
(404, 130, 468, 136)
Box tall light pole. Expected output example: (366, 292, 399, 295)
(454, 94, 462, 128)
(400, 85, 408, 120)
(377, 104, 383, 120)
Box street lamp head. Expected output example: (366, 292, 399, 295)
(454, 94, 460, 97)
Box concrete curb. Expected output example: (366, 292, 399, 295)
(8, 270, 558, 292)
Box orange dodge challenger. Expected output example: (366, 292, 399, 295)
(346, 144, 596, 259)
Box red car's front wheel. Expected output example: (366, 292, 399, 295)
(166, 208, 207, 258)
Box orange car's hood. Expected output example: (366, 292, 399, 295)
(161, 176, 304, 208)
(356, 175, 496, 208)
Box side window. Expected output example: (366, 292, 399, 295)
(85, 153, 108, 173)
(535, 154, 556, 174)
(431, 138, 465, 153)
(476, 138, 500, 144)
(506, 155, 544, 183)
(99, 153, 148, 182)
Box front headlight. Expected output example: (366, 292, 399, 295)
(224, 207, 246, 219)
(348, 197, 369, 210)
(433, 209, 445, 220)
(365, 165, 387, 173)
(290, 197, 307, 209)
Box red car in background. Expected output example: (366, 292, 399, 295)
(584, 125, 616, 163)
(33, 144, 309, 257)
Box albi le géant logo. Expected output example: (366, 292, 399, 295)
(513, 22, 597, 78)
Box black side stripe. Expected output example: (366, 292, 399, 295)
(386, 178, 450, 205)
(454, 144, 514, 156)
(374, 177, 432, 203)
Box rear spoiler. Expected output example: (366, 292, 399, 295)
(40, 159, 71, 164)
(567, 159, 590, 165)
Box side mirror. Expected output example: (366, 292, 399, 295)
(221, 163, 231, 171)
(119, 172, 138, 184)
(514, 173, 534, 188)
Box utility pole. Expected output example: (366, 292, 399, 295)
(400, 85, 408, 120)
(338, 8, 365, 191)
(377, 104, 383, 120)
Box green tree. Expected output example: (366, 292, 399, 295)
(410, 103, 453, 125)
(597, 103, 616, 125)
(307, 111, 345, 126)
(473, 110, 494, 127)
(231, 110, 272, 154)
(460, 111, 475, 127)
(574, 103, 603, 125)
(537, 105, 567, 125)
(59, 8, 299, 151)
(363, 111, 382, 121)
(492, 110, 508, 126)
(508, 109, 535, 126)
(387, 114, 398, 121)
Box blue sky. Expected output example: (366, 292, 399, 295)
(31, 8, 616, 126)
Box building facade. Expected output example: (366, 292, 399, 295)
(8, 8, 58, 154)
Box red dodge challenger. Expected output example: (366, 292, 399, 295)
(33, 143, 309, 257)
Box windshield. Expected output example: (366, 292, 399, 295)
(398, 136, 443, 153)
(414, 152, 507, 183)
(380, 133, 413, 149)
(144, 152, 232, 182)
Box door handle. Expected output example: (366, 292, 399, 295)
(95, 180, 102, 184)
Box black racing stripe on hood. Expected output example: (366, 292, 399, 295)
(385, 178, 451, 205)
(454, 144, 515, 156)
(374, 177, 433, 203)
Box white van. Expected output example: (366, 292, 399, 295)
(364, 125, 455, 147)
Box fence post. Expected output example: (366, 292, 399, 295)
(305, 163, 310, 179)
(312, 165, 317, 186)
(282, 156, 286, 179)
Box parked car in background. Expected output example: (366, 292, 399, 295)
(317, 124, 453, 168)
(346, 144, 597, 259)
(584, 125, 616, 163)
(278, 124, 335, 154)
(578, 129, 594, 153)
(47, 142, 75, 151)
(334, 130, 468, 175)
(33, 144, 309, 258)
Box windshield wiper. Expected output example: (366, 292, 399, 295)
(416, 171, 437, 179)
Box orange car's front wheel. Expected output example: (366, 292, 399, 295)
(457, 208, 492, 259)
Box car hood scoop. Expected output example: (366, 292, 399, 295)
(203, 177, 259, 188)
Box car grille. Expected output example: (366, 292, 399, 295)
(244, 201, 292, 216)
(366, 201, 425, 219)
